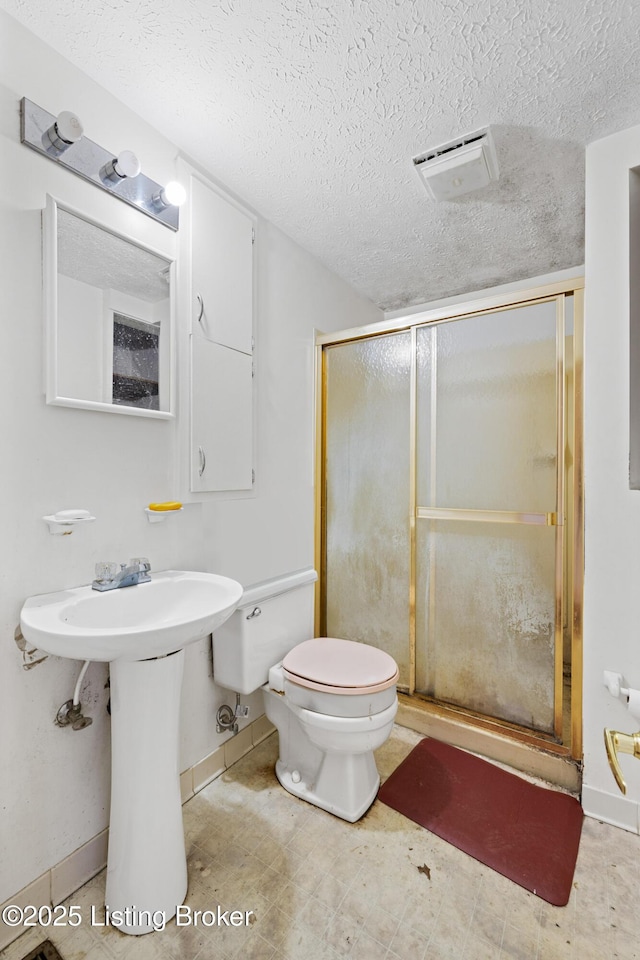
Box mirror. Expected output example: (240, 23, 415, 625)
(44, 196, 174, 418)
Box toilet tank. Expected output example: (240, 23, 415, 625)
(212, 568, 318, 695)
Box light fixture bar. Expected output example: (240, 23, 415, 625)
(20, 98, 180, 230)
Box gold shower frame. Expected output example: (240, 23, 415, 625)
(315, 278, 584, 761)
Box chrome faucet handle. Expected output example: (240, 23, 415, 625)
(95, 561, 119, 583)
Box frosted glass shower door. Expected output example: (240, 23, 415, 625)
(415, 299, 564, 735)
(321, 294, 570, 739)
(324, 333, 412, 685)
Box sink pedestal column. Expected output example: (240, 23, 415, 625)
(106, 650, 187, 934)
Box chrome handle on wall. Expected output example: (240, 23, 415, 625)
(196, 294, 204, 326)
(198, 445, 206, 477)
(604, 727, 640, 794)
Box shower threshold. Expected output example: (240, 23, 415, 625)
(396, 690, 581, 795)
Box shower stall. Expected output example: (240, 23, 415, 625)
(315, 279, 583, 765)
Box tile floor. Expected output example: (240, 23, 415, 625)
(3, 726, 640, 960)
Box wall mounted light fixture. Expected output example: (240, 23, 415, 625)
(20, 98, 182, 230)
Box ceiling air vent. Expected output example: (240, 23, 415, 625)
(412, 127, 499, 201)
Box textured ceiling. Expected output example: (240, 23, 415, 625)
(58, 209, 170, 302)
(4, 0, 640, 310)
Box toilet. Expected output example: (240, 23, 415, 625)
(212, 568, 399, 822)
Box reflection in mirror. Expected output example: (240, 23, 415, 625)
(45, 197, 174, 417)
(112, 313, 160, 409)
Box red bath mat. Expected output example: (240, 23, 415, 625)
(378, 737, 583, 906)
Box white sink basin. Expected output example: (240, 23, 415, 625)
(20, 569, 243, 661)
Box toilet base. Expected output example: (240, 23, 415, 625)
(274, 755, 380, 823)
(263, 685, 396, 822)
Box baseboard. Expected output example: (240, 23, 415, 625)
(180, 713, 275, 800)
(581, 784, 640, 833)
(0, 714, 276, 952)
(0, 829, 109, 954)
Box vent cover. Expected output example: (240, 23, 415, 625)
(412, 127, 499, 201)
(18, 941, 65, 960)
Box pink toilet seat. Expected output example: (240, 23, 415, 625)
(282, 637, 399, 695)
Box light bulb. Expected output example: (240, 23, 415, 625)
(43, 110, 83, 152)
(100, 150, 141, 183)
(153, 181, 186, 209)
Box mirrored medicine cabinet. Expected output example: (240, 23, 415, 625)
(43, 195, 175, 418)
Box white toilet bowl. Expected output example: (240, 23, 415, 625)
(263, 637, 398, 821)
(211, 569, 399, 822)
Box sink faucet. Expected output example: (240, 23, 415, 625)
(92, 558, 151, 592)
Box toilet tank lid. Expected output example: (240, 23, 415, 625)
(283, 638, 398, 693)
(239, 567, 317, 608)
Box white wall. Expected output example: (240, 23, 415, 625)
(582, 123, 640, 831)
(57, 275, 103, 400)
(0, 9, 382, 904)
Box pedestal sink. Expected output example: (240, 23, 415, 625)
(20, 570, 243, 934)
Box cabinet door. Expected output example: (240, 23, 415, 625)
(191, 337, 253, 492)
(190, 176, 254, 355)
